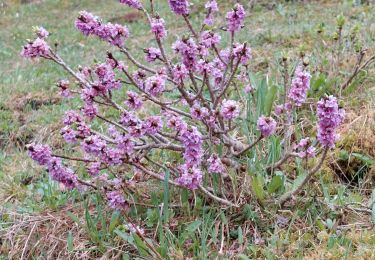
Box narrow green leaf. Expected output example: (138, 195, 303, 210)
(251, 175, 265, 202)
(267, 175, 283, 193)
(264, 84, 278, 116)
(67, 231, 73, 252)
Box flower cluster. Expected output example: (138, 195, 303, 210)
(169, 0, 189, 16)
(75, 11, 129, 47)
(288, 66, 311, 107)
(317, 96, 345, 148)
(21, 0, 347, 215)
(226, 4, 246, 32)
(257, 116, 277, 137)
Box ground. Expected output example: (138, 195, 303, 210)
(0, 0, 375, 259)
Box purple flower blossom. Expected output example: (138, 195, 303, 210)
(21, 38, 50, 58)
(196, 59, 215, 76)
(168, 0, 189, 15)
(191, 103, 209, 120)
(244, 84, 253, 94)
(87, 162, 101, 176)
(106, 191, 128, 210)
(176, 164, 202, 190)
(207, 154, 225, 174)
(180, 126, 203, 167)
(288, 66, 311, 107)
(173, 38, 198, 69)
(132, 70, 147, 87)
(75, 11, 100, 36)
(94, 63, 121, 91)
(35, 26, 49, 39)
(257, 116, 277, 137)
(27, 144, 52, 166)
(151, 17, 167, 39)
(119, 0, 143, 9)
(47, 158, 78, 189)
(220, 99, 240, 120)
(77, 122, 91, 137)
(101, 147, 123, 165)
(200, 31, 221, 48)
(166, 113, 188, 132)
(144, 74, 166, 96)
(63, 110, 82, 125)
(95, 23, 129, 47)
(233, 43, 252, 65)
(81, 135, 106, 155)
(144, 47, 162, 63)
(172, 64, 189, 82)
(116, 134, 134, 154)
(57, 80, 71, 98)
(317, 96, 345, 148)
(226, 4, 246, 32)
(125, 91, 143, 110)
(204, 0, 218, 25)
(120, 111, 140, 127)
(143, 116, 163, 134)
(125, 223, 145, 235)
(81, 103, 98, 120)
(61, 126, 78, 143)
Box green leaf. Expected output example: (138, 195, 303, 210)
(238, 226, 243, 244)
(352, 152, 375, 165)
(251, 175, 265, 202)
(264, 84, 278, 116)
(115, 229, 134, 244)
(66, 211, 81, 226)
(109, 211, 120, 233)
(133, 234, 151, 257)
(372, 204, 375, 224)
(186, 220, 202, 233)
(67, 231, 73, 252)
(267, 175, 283, 193)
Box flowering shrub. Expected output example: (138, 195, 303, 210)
(22, 0, 345, 234)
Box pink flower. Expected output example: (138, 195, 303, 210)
(57, 80, 71, 98)
(151, 17, 167, 39)
(21, 38, 50, 58)
(125, 223, 145, 235)
(173, 38, 198, 69)
(125, 91, 143, 110)
(176, 164, 202, 190)
(63, 110, 82, 125)
(207, 154, 225, 174)
(35, 26, 49, 39)
(226, 4, 246, 32)
(168, 0, 189, 15)
(144, 74, 166, 96)
(288, 66, 311, 107)
(106, 191, 128, 210)
(191, 103, 209, 120)
(204, 0, 219, 25)
(81, 103, 98, 120)
(75, 11, 100, 36)
(81, 135, 107, 155)
(220, 99, 240, 120)
(27, 143, 52, 166)
(95, 23, 129, 47)
(144, 47, 162, 62)
(233, 43, 252, 65)
(172, 64, 189, 82)
(180, 126, 203, 167)
(61, 126, 78, 143)
(317, 96, 345, 148)
(47, 158, 78, 189)
(200, 31, 221, 48)
(142, 116, 163, 134)
(119, 0, 143, 9)
(257, 116, 277, 137)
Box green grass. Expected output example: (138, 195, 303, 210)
(1, 0, 375, 259)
